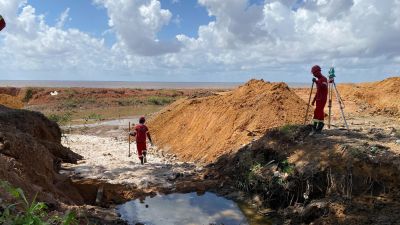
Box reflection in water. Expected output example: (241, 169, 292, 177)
(117, 192, 272, 225)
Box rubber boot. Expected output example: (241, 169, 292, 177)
(143, 151, 147, 164)
(316, 122, 325, 134)
(309, 122, 318, 136)
(139, 157, 144, 165)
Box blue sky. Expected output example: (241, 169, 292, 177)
(28, 0, 214, 46)
(0, 0, 399, 82)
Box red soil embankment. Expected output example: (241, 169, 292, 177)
(149, 79, 308, 164)
(0, 105, 84, 205)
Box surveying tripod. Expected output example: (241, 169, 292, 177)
(327, 67, 349, 130)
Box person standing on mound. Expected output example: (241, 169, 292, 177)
(310, 65, 328, 135)
(129, 116, 153, 164)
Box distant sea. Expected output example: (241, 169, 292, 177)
(0, 80, 309, 89)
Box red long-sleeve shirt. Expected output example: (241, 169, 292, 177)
(314, 74, 328, 102)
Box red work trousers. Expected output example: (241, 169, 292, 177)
(313, 99, 327, 122)
(136, 142, 147, 159)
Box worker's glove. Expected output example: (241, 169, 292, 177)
(312, 78, 317, 83)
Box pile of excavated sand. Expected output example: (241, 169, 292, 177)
(339, 77, 400, 116)
(0, 105, 83, 205)
(148, 79, 308, 164)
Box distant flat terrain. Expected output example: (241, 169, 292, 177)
(0, 80, 309, 89)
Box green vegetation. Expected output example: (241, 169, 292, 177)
(116, 98, 143, 106)
(84, 113, 103, 122)
(348, 146, 362, 158)
(147, 96, 175, 105)
(279, 124, 298, 136)
(23, 88, 34, 103)
(279, 159, 294, 174)
(61, 98, 96, 109)
(48, 112, 73, 125)
(116, 96, 176, 106)
(0, 180, 78, 225)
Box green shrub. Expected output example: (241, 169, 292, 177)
(279, 124, 298, 135)
(0, 180, 78, 225)
(23, 88, 34, 103)
(279, 159, 294, 174)
(62, 99, 78, 109)
(87, 113, 102, 121)
(116, 98, 142, 106)
(147, 96, 174, 105)
(48, 112, 72, 125)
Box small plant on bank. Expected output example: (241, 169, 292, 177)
(85, 113, 103, 121)
(278, 124, 301, 141)
(0, 180, 78, 225)
(48, 112, 72, 125)
(279, 159, 294, 174)
(23, 88, 34, 103)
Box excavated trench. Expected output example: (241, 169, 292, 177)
(210, 125, 400, 224)
(60, 123, 400, 225)
(2, 103, 398, 224)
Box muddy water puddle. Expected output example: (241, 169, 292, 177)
(117, 192, 272, 225)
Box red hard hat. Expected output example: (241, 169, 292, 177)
(311, 65, 321, 74)
(139, 116, 146, 123)
(0, 15, 6, 31)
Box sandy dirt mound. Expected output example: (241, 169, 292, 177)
(339, 77, 400, 116)
(148, 79, 308, 163)
(0, 94, 23, 109)
(0, 105, 84, 205)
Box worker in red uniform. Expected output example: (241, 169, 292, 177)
(129, 116, 153, 165)
(310, 65, 328, 134)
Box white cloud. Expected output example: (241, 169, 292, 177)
(0, 0, 118, 79)
(56, 8, 70, 28)
(94, 0, 182, 56)
(0, 0, 399, 82)
(173, 0, 400, 81)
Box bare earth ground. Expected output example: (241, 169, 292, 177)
(61, 133, 201, 189)
(0, 87, 223, 124)
(1, 78, 400, 224)
(57, 79, 400, 225)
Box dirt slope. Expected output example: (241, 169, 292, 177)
(212, 124, 400, 225)
(0, 94, 23, 109)
(339, 77, 400, 116)
(0, 105, 84, 205)
(149, 79, 308, 163)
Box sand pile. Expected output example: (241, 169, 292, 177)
(148, 79, 308, 163)
(339, 77, 400, 116)
(0, 105, 84, 205)
(0, 94, 23, 109)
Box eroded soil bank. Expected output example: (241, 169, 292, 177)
(210, 121, 400, 225)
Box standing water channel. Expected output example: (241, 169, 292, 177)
(117, 192, 273, 225)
